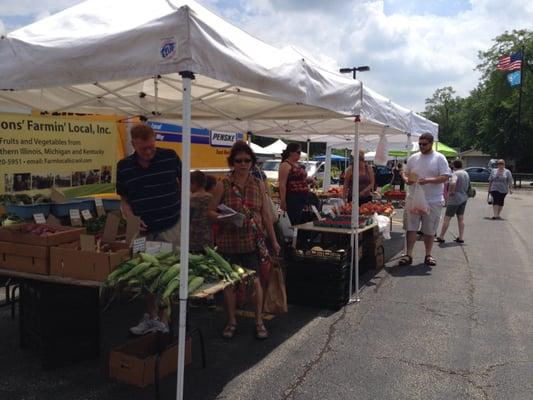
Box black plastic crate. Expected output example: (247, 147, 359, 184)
(286, 261, 350, 283)
(19, 281, 100, 369)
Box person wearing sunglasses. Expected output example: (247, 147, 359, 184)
(399, 133, 451, 267)
(208, 141, 280, 340)
(488, 159, 513, 219)
(278, 142, 311, 225)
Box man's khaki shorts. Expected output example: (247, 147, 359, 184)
(146, 220, 181, 248)
(403, 202, 443, 236)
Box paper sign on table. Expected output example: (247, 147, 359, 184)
(81, 209, 93, 220)
(33, 213, 46, 224)
(132, 237, 147, 254)
(94, 198, 105, 217)
(69, 209, 82, 226)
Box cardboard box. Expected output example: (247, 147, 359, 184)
(0, 241, 49, 274)
(0, 224, 86, 246)
(50, 241, 131, 282)
(109, 333, 192, 388)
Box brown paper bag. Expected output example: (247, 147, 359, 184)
(263, 264, 288, 314)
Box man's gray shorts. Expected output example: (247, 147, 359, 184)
(403, 202, 442, 236)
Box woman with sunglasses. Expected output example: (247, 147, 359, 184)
(278, 143, 311, 225)
(488, 159, 513, 219)
(208, 141, 280, 340)
(342, 149, 375, 204)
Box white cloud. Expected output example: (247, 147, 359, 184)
(200, 0, 533, 112)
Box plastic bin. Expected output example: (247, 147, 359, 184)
(50, 199, 96, 218)
(102, 199, 120, 211)
(5, 203, 51, 219)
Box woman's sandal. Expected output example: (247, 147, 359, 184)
(398, 254, 413, 266)
(424, 255, 437, 266)
(255, 323, 269, 340)
(221, 324, 237, 339)
(454, 238, 464, 244)
(434, 237, 445, 243)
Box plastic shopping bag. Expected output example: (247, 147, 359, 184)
(277, 212, 293, 238)
(373, 213, 391, 240)
(487, 193, 493, 204)
(374, 134, 389, 166)
(406, 183, 429, 215)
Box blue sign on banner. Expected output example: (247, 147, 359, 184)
(507, 70, 521, 87)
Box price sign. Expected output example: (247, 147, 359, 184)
(81, 209, 93, 220)
(94, 198, 105, 217)
(69, 209, 82, 226)
(132, 237, 147, 254)
(33, 213, 46, 224)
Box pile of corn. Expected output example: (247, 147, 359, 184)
(102, 247, 247, 304)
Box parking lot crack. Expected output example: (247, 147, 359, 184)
(281, 305, 371, 400)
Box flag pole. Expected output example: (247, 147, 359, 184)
(516, 47, 524, 161)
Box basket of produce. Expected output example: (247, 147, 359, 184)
(2, 194, 52, 219)
(382, 190, 406, 200)
(359, 202, 394, 216)
(292, 246, 349, 264)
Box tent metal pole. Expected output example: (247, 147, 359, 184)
(348, 118, 360, 303)
(176, 71, 194, 400)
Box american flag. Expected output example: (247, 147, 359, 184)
(497, 51, 523, 71)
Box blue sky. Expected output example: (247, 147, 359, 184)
(1, 0, 532, 112)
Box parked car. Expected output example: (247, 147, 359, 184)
(373, 165, 393, 188)
(465, 167, 491, 182)
(261, 159, 329, 181)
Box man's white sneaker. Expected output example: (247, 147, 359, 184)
(129, 313, 153, 336)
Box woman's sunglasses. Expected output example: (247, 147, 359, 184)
(234, 158, 252, 164)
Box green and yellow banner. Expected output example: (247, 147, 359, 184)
(0, 113, 120, 196)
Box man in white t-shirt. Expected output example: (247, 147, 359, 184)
(399, 133, 451, 266)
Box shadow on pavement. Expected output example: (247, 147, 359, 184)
(384, 263, 433, 277)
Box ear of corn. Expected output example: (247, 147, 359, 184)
(140, 253, 159, 265)
(159, 263, 181, 286)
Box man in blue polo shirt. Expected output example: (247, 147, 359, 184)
(117, 123, 181, 243)
(116, 123, 181, 334)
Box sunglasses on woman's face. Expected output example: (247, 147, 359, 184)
(234, 158, 252, 164)
(293, 150, 301, 154)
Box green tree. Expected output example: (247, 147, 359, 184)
(475, 29, 533, 170)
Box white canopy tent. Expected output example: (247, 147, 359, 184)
(0, 1, 374, 399)
(261, 139, 308, 159)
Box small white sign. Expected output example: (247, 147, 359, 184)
(210, 130, 238, 147)
(132, 237, 147, 254)
(33, 213, 46, 224)
(81, 209, 93, 220)
(69, 209, 81, 219)
(94, 198, 103, 207)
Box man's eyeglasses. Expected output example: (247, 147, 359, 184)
(234, 158, 252, 164)
(418, 142, 431, 147)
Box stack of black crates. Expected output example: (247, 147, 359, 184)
(19, 280, 100, 369)
(286, 246, 355, 311)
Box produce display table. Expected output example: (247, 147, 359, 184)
(0, 268, 101, 288)
(188, 271, 255, 301)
